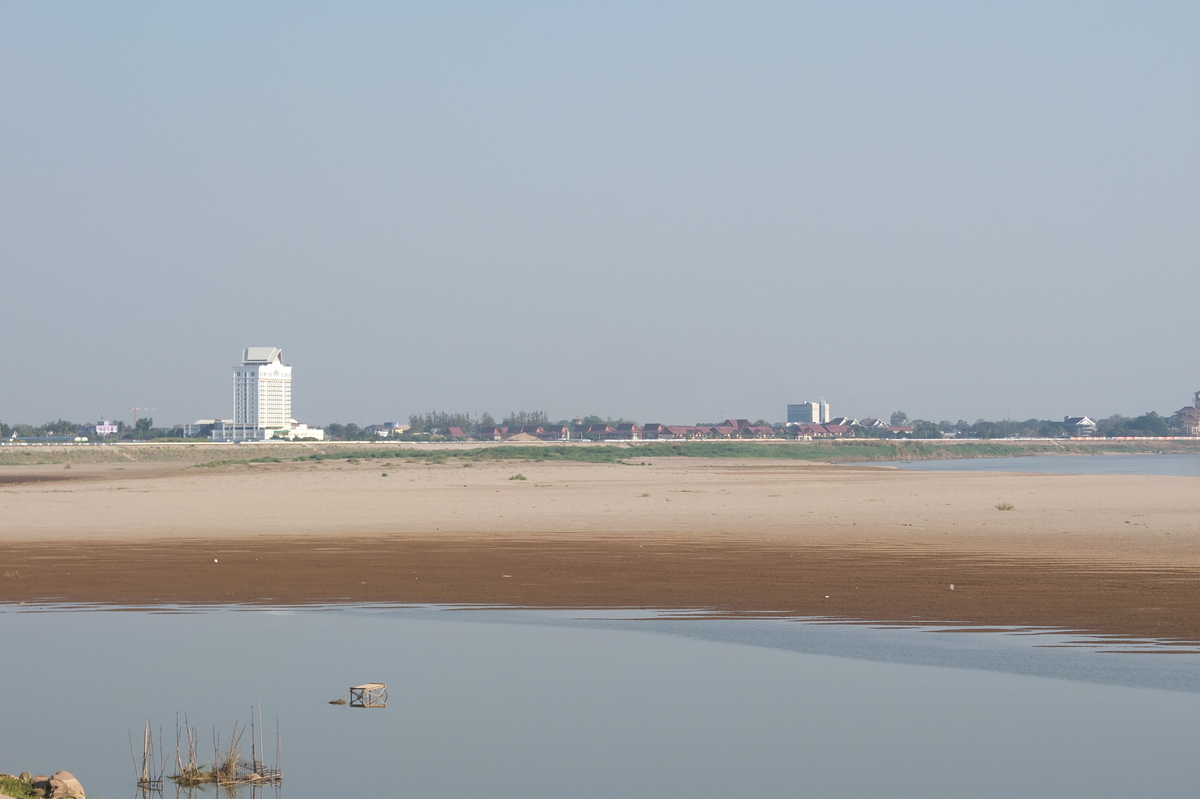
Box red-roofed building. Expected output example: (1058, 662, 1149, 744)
(640, 423, 666, 439)
(476, 426, 507, 441)
(745, 425, 777, 438)
(612, 423, 641, 440)
(579, 424, 614, 441)
(539, 424, 570, 441)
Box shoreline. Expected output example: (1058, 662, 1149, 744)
(2, 535, 1199, 643)
(1, 438, 1199, 469)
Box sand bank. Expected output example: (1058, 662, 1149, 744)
(1, 458, 1198, 640)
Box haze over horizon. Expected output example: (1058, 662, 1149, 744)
(2, 2, 1196, 428)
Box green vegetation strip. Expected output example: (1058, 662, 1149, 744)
(0, 775, 38, 799)
(191, 439, 1200, 469)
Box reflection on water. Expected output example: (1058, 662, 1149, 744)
(2, 605, 1200, 799)
(867, 452, 1200, 476)
(136, 784, 282, 799)
(137, 785, 281, 799)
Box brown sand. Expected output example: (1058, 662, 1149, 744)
(1, 457, 1198, 640)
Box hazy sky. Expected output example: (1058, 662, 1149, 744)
(2, 2, 1196, 427)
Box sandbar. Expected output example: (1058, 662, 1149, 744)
(1, 456, 1198, 641)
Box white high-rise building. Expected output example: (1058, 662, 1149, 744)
(787, 399, 832, 425)
(234, 347, 291, 429)
(212, 347, 323, 441)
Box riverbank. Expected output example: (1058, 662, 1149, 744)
(2, 437, 1199, 467)
(2, 456, 1198, 642)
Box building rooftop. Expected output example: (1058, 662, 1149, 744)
(242, 347, 283, 364)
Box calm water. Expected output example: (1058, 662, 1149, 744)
(2, 605, 1199, 799)
(869, 452, 1200, 476)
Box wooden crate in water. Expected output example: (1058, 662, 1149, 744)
(349, 683, 388, 708)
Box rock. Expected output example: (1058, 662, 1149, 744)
(18, 773, 31, 782)
(47, 771, 84, 799)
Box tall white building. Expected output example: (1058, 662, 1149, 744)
(787, 399, 832, 425)
(212, 347, 323, 441)
(235, 347, 292, 429)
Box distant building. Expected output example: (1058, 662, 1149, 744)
(1170, 391, 1200, 436)
(788, 400, 830, 424)
(94, 419, 119, 437)
(540, 424, 570, 441)
(236, 347, 291, 430)
(212, 348, 323, 441)
(287, 421, 325, 440)
(612, 423, 642, 440)
(1064, 416, 1097, 436)
(183, 419, 227, 438)
(366, 422, 410, 437)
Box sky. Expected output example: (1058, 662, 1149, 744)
(1, 2, 1196, 427)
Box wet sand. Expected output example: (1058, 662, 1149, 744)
(1, 457, 1198, 640)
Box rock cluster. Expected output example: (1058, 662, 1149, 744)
(0, 770, 85, 799)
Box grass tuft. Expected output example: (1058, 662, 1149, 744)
(0, 776, 37, 799)
(509, 473, 527, 481)
(995, 502, 1015, 511)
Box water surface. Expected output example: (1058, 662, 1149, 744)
(1, 605, 1198, 799)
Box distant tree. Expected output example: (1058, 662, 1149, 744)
(1125, 412, 1170, 437)
(1037, 421, 1068, 437)
(324, 422, 373, 441)
(41, 419, 82, 436)
(480, 412, 496, 428)
(889, 411, 908, 427)
(580, 415, 605, 425)
(135, 417, 153, 432)
(502, 410, 549, 427)
(408, 411, 475, 434)
(968, 420, 1007, 439)
(1094, 414, 1129, 437)
(911, 420, 941, 439)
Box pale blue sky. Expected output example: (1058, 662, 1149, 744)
(2, 2, 1196, 426)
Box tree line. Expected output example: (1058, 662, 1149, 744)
(1, 408, 1182, 442)
(405, 410, 548, 435)
(1, 417, 163, 441)
(879, 411, 1173, 439)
